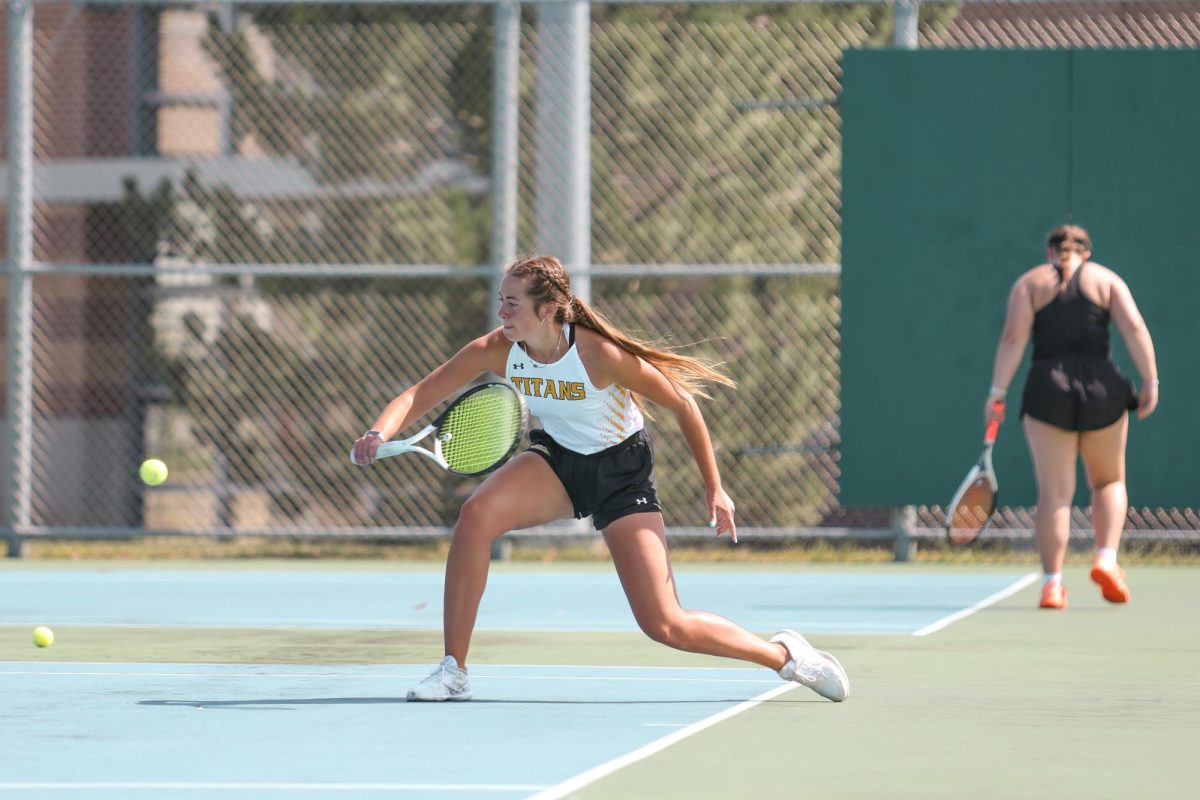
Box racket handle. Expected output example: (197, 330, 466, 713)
(984, 400, 1005, 444)
(376, 441, 405, 459)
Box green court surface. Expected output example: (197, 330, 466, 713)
(1, 561, 1196, 799)
(575, 565, 1200, 800)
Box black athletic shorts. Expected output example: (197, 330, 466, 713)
(527, 428, 661, 530)
(1021, 354, 1137, 432)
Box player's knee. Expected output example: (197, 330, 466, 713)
(1089, 476, 1125, 493)
(1036, 484, 1075, 507)
(455, 494, 506, 538)
(638, 616, 683, 648)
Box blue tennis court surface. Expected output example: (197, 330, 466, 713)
(0, 662, 785, 799)
(0, 567, 1037, 798)
(0, 568, 1034, 635)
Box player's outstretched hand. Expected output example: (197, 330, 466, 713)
(708, 488, 738, 544)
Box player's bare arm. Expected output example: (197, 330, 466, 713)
(987, 277, 1035, 422)
(353, 330, 509, 464)
(576, 329, 736, 537)
(1106, 274, 1159, 418)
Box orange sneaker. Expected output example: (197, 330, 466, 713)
(1090, 561, 1130, 604)
(1039, 582, 1067, 609)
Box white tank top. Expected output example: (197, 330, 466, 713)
(506, 324, 644, 455)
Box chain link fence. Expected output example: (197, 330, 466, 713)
(4, 0, 1198, 553)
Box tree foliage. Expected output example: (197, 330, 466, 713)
(139, 3, 948, 528)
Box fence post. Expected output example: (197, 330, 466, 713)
(533, 0, 593, 543)
(893, 0, 918, 564)
(490, 0, 520, 295)
(885, 6, 919, 563)
(534, 0, 591, 301)
(893, 505, 917, 562)
(893, 0, 919, 48)
(5, 0, 34, 558)
(489, 1, 521, 562)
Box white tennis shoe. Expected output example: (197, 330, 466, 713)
(407, 656, 473, 702)
(771, 629, 850, 702)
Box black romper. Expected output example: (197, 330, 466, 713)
(1020, 264, 1137, 431)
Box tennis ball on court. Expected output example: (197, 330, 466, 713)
(32, 626, 54, 648)
(139, 458, 168, 486)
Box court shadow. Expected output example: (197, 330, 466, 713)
(986, 605, 1116, 614)
(140, 697, 792, 709)
(464, 698, 781, 705)
(754, 604, 964, 612)
(140, 697, 405, 710)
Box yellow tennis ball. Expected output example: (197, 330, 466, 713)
(139, 458, 168, 486)
(32, 626, 54, 648)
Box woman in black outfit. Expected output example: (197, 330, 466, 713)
(986, 225, 1158, 610)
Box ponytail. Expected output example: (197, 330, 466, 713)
(565, 294, 734, 400)
(1052, 262, 1067, 295)
(505, 256, 734, 406)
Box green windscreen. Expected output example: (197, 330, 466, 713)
(839, 48, 1200, 507)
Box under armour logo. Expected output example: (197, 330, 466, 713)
(512, 363, 525, 370)
(635, 497, 648, 505)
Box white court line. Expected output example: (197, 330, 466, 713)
(911, 572, 1039, 637)
(0, 783, 544, 793)
(526, 682, 799, 800)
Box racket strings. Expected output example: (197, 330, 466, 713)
(948, 477, 996, 545)
(438, 386, 524, 475)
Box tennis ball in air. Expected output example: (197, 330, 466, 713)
(32, 626, 54, 648)
(139, 458, 168, 486)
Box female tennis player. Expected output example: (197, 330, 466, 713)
(985, 225, 1158, 609)
(352, 255, 849, 702)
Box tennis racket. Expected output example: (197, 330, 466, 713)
(351, 382, 527, 477)
(944, 400, 1005, 546)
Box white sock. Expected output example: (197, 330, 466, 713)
(1043, 572, 1062, 587)
(1096, 547, 1118, 568)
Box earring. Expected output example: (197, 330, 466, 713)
(540, 317, 546, 327)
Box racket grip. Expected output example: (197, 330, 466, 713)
(983, 400, 1005, 443)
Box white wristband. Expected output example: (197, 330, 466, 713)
(988, 386, 1007, 398)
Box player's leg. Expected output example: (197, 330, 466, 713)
(602, 512, 779, 665)
(409, 453, 572, 702)
(1079, 413, 1131, 602)
(1079, 413, 1128, 551)
(1023, 416, 1079, 573)
(443, 452, 573, 667)
(1023, 416, 1079, 607)
(602, 512, 848, 700)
